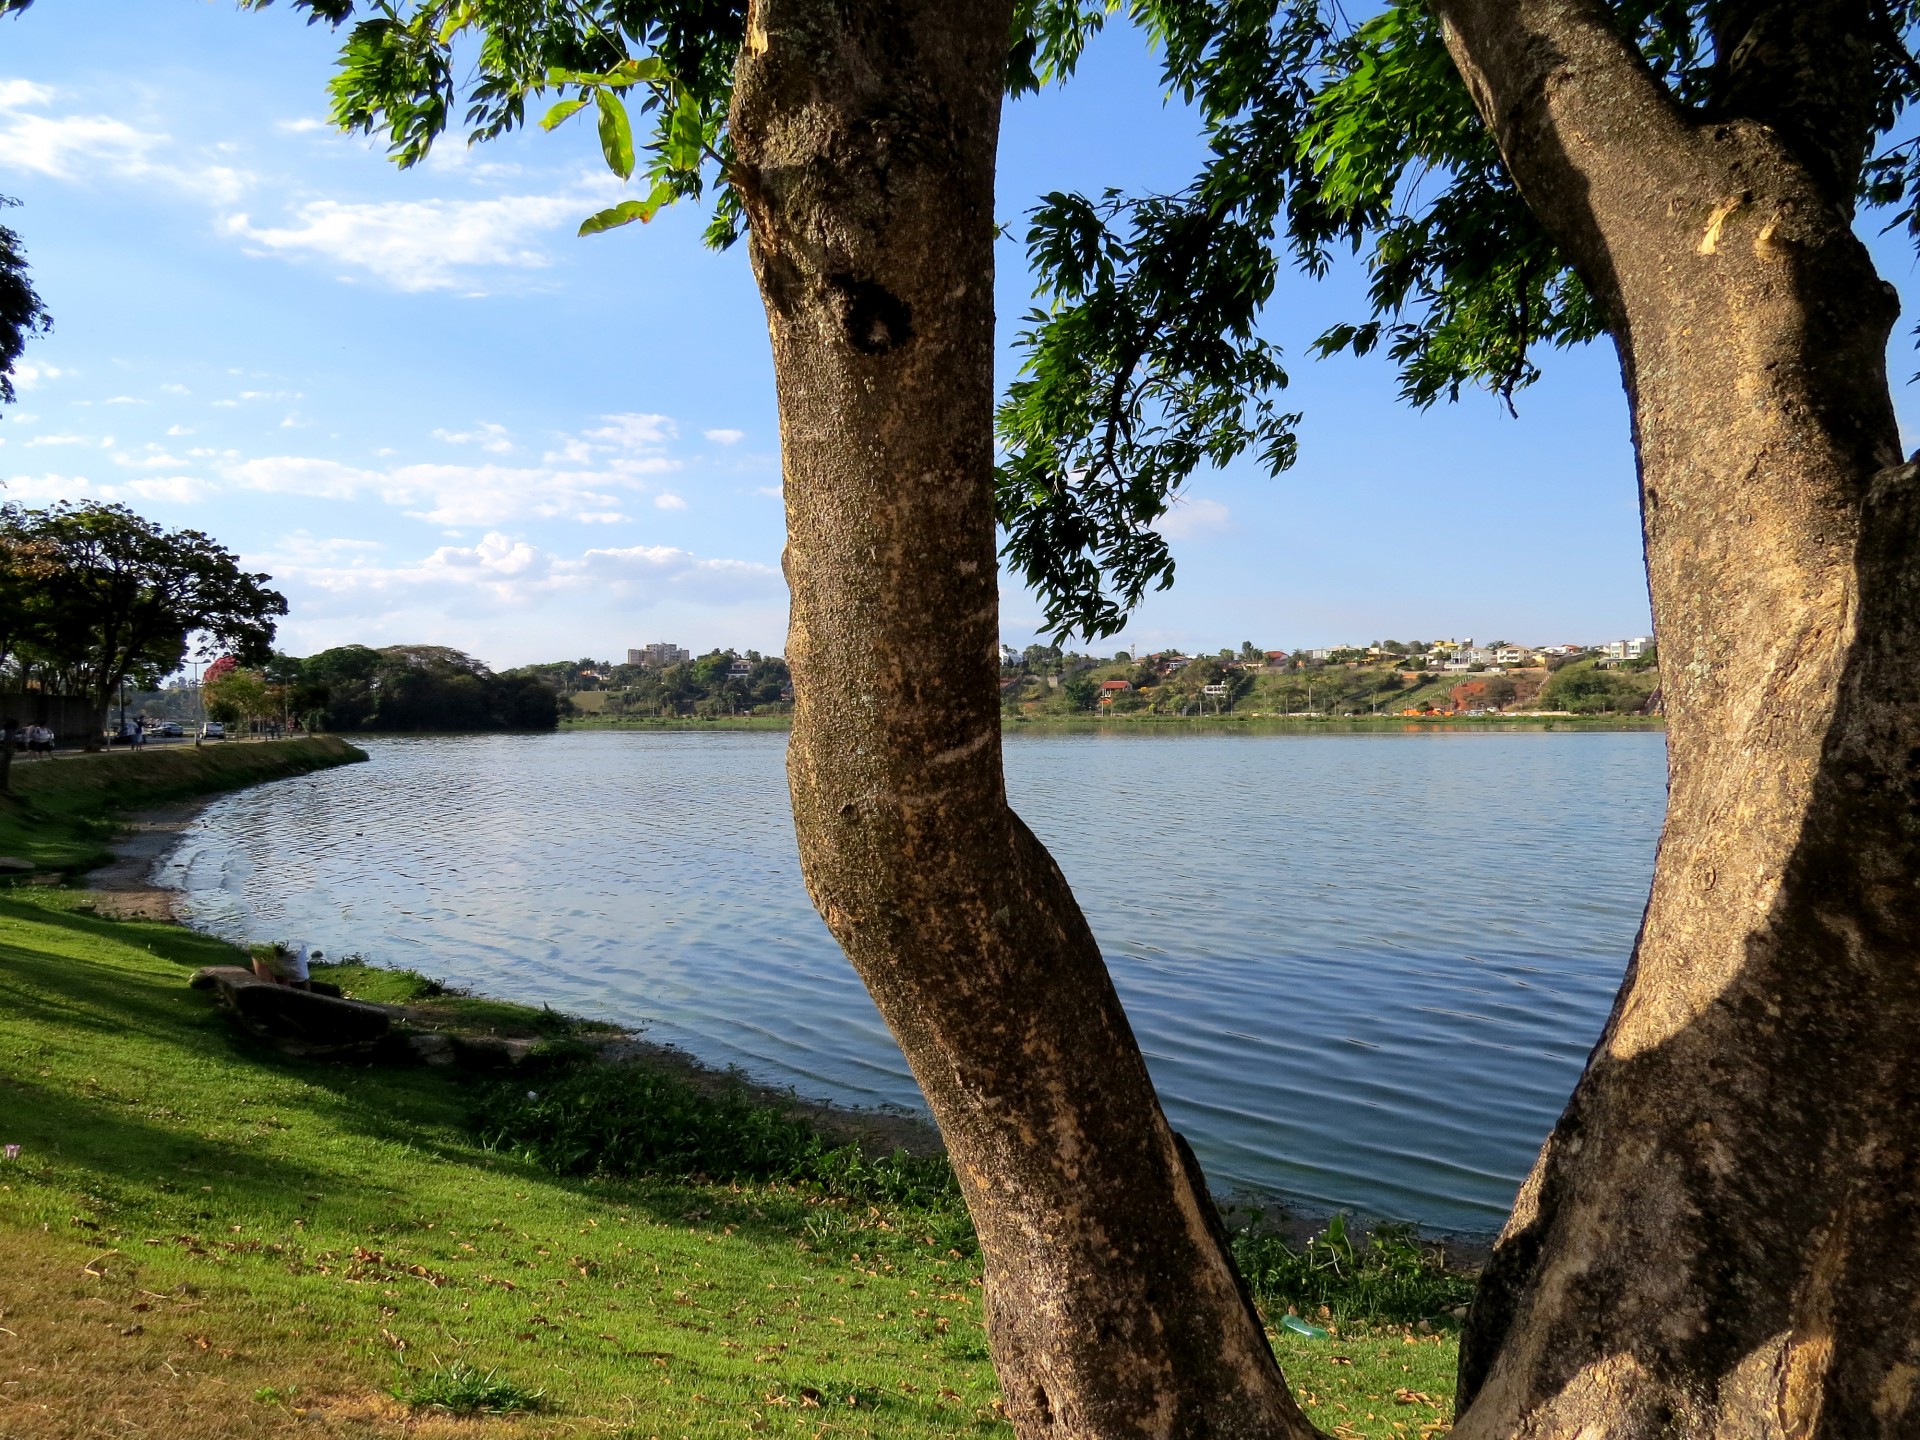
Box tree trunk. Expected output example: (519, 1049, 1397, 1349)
(1431, 3, 1920, 1435)
(727, 3, 1319, 1435)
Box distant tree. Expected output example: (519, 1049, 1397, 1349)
(1061, 675, 1098, 712)
(204, 665, 270, 728)
(1542, 663, 1640, 715)
(23, 503, 284, 748)
(1112, 650, 1132, 665)
(299, 644, 558, 731)
(1239, 640, 1260, 661)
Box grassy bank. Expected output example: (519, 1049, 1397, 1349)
(2, 736, 366, 875)
(0, 744, 1464, 1438)
(0, 890, 1461, 1438)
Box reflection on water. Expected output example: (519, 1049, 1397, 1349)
(162, 728, 1664, 1233)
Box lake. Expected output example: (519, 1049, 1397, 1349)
(161, 727, 1665, 1235)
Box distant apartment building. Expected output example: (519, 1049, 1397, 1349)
(628, 643, 691, 668)
(727, 657, 753, 678)
(1599, 636, 1655, 661)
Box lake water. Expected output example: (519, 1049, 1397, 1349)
(161, 728, 1665, 1235)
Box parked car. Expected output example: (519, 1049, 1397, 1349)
(159, 722, 183, 737)
(201, 722, 226, 740)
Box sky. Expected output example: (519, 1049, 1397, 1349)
(3, 4, 1917, 668)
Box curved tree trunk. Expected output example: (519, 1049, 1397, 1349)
(727, 2, 1320, 1436)
(1433, 2, 1920, 1435)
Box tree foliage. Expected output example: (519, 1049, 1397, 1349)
(295, 643, 560, 731)
(3, 502, 286, 714)
(245, 0, 1920, 640)
(0, 195, 52, 407)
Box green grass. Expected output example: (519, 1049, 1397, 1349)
(0, 879, 1461, 1437)
(1233, 1214, 1474, 1326)
(312, 958, 621, 1039)
(0, 737, 365, 874)
(393, 1360, 548, 1415)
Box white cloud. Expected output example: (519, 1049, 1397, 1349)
(124, 475, 215, 504)
(275, 117, 330, 134)
(0, 81, 54, 110)
(166, 424, 193, 436)
(104, 395, 147, 405)
(160, 384, 190, 396)
(226, 455, 374, 501)
(9, 363, 62, 391)
(270, 532, 780, 612)
(0, 80, 249, 203)
(433, 423, 515, 454)
(0, 469, 206, 506)
(654, 494, 687, 510)
(587, 413, 677, 449)
(220, 186, 607, 291)
(254, 532, 385, 566)
(1157, 496, 1231, 539)
(704, 428, 745, 446)
(224, 440, 662, 527)
(112, 447, 187, 470)
(24, 433, 105, 448)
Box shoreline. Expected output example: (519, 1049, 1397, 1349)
(562, 713, 1664, 732)
(81, 794, 214, 922)
(84, 770, 1500, 1261)
(83, 793, 949, 1161)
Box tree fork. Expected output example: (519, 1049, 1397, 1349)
(1434, 2, 1920, 1434)
(728, 1, 1320, 1435)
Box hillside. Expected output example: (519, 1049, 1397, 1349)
(1001, 654, 1661, 721)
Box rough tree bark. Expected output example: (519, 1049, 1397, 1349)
(727, 2, 1320, 1435)
(1430, 2, 1920, 1435)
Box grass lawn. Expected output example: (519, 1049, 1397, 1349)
(0, 770, 1460, 1438)
(0, 738, 365, 875)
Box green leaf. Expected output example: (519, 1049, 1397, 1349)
(547, 59, 667, 90)
(665, 94, 704, 172)
(595, 90, 635, 180)
(576, 184, 674, 236)
(538, 96, 590, 132)
(606, 58, 667, 87)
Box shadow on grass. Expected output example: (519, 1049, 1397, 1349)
(1, 890, 942, 1263)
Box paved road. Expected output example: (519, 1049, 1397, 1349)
(27, 734, 300, 760)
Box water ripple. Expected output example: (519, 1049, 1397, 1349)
(161, 728, 1664, 1234)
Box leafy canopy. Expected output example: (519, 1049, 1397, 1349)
(0, 196, 52, 408)
(245, 0, 1920, 637)
(7, 502, 287, 706)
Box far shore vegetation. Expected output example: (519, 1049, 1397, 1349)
(502, 640, 1663, 730)
(2, 741, 1468, 1438)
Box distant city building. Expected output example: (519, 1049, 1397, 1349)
(628, 643, 691, 668)
(1599, 636, 1655, 660)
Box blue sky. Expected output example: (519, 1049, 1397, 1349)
(3, 4, 1915, 667)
